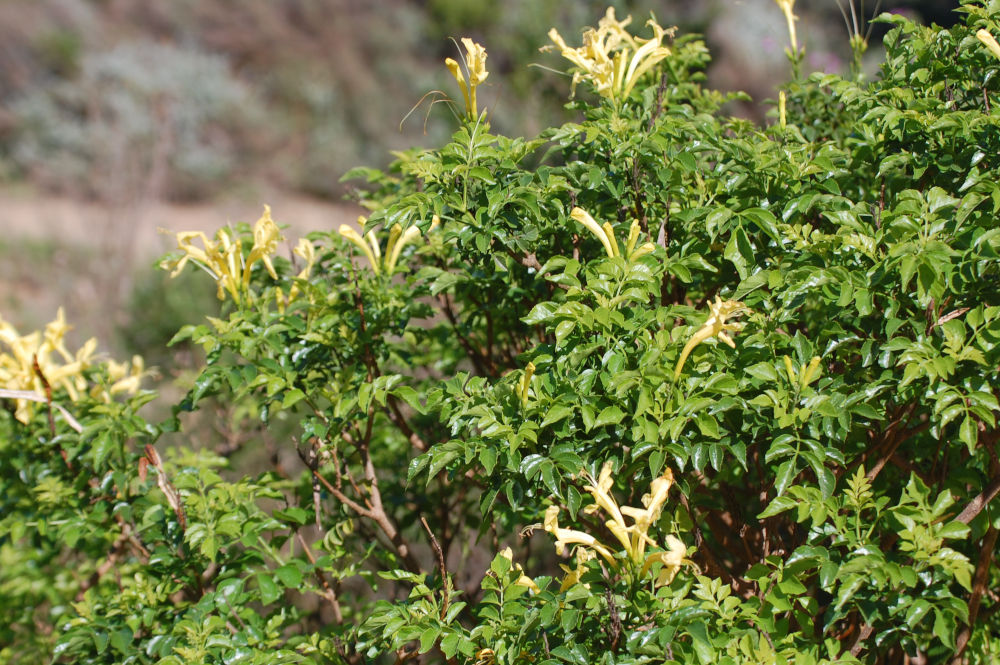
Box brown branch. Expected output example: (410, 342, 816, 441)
(296, 531, 344, 624)
(300, 441, 422, 575)
(955, 474, 1000, 525)
(359, 438, 422, 574)
(299, 448, 374, 519)
(144, 444, 187, 532)
(951, 525, 998, 663)
(420, 516, 450, 620)
(849, 625, 874, 658)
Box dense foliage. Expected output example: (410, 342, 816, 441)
(2, 3, 1000, 664)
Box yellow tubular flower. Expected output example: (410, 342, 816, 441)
(625, 219, 641, 256)
(162, 224, 252, 303)
(783, 355, 797, 384)
(1, 310, 141, 422)
(800, 355, 822, 387)
(559, 548, 594, 591)
(383, 224, 403, 268)
(640, 535, 690, 586)
(620, 467, 674, 561)
(447, 38, 489, 119)
(445, 57, 469, 111)
(293, 238, 317, 280)
(385, 225, 422, 275)
(216, 230, 243, 302)
(278, 237, 318, 312)
(629, 242, 656, 261)
(462, 37, 489, 86)
(570, 207, 615, 258)
(366, 231, 382, 265)
(339, 224, 381, 275)
(621, 20, 672, 97)
(977, 29, 1000, 61)
(544, 505, 616, 564)
(774, 0, 799, 53)
(243, 206, 283, 289)
(499, 547, 540, 593)
(673, 296, 749, 381)
(583, 462, 627, 534)
(543, 463, 689, 587)
(519, 362, 535, 406)
(601, 222, 621, 257)
(545, 10, 673, 101)
(779, 90, 787, 128)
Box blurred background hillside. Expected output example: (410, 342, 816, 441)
(0, 0, 959, 358)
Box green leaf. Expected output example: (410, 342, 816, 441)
(390, 386, 425, 414)
(257, 573, 281, 604)
(745, 362, 777, 382)
(418, 626, 440, 654)
(275, 564, 303, 588)
(759, 495, 798, 518)
(687, 621, 716, 664)
(541, 404, 573, 428)
(959, 414, 977, 453)
(594, 405, 625, 428)
(774, 459, 798, 497)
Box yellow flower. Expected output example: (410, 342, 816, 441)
(543, 504, 616, 564)
(340, 221, 382, 276)
(570, 208, 656, 262)
(977, 29, 1000, 62)
(774, 0, 799, 53)
(498, 547, 540, 593)
(558, 548, 594, 591)
(570, 207, 616, 258)
(244, 205, 281, 289)
(340, 216, 433, 276)
(385, 224, 423, 275)
(519, 362, 535, 406)
(543, 462, 691, 587)
(100, 355, 147, 400)
(0, 309, 141, 422)
(639, 534, 690, 586)
(673, 296, 749, 380)
(446, 38, 489, 119)
(545, 9, 673, 101)
(163, 206, 285, 304)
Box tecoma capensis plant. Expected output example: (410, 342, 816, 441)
(3, 2, 1000, 664)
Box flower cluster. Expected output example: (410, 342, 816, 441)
(544, 8, 674, 101)
(339, 216, 437, 277)
(570, 207, 656, 261)
(446, 38, 489, 120)
(673, 296, 749, 380)
(543, 462, 691, 587)
(0, 308, 144, 423)
(162, 205, 284, 304)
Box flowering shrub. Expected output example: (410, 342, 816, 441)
(3, 2, 1000, 664)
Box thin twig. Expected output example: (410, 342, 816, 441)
(420, 516, 450, 620)
(296, 531, 344, 624)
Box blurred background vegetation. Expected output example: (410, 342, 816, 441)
(0, 0, 959, 364)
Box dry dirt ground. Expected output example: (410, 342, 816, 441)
(0, 186, 362, 349)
